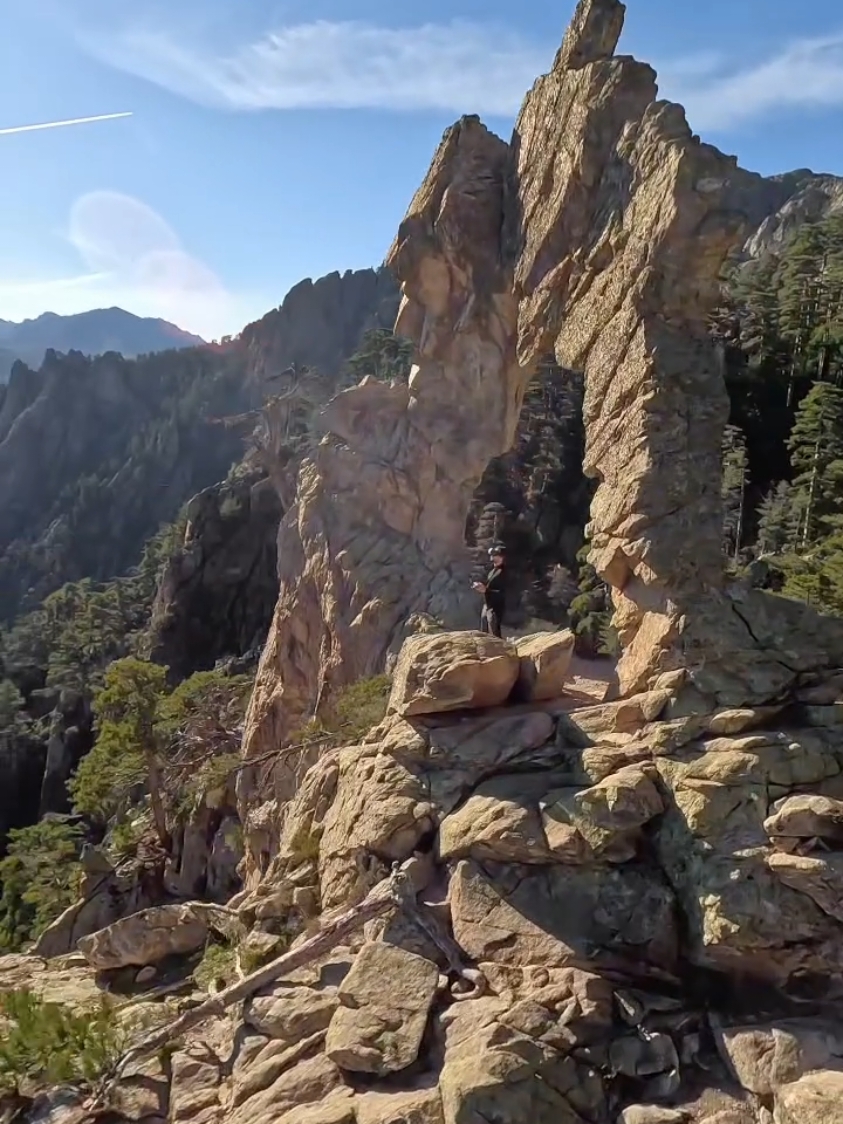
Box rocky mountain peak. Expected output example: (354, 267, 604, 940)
(241, 0, 815, 772)
(554, 0, 625, 68)
(5, 3, 843, 1124)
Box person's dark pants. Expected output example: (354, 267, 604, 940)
(480, 605, 502, 638)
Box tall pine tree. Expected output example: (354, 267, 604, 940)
(756, 481, 798, 556)
(787, 381, 843, 547)
(721, 424, 749, 560)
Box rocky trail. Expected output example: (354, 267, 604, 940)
(5, 0, 843, 1122)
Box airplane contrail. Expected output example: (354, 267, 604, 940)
(0, 111, 133, 137)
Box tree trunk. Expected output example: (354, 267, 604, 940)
(734, 475, 746, 562)
(801, 429, 823, 550)
(113, 861, 415, 1074)
(145, 749, 171, 853)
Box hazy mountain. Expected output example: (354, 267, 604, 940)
(0, 268, 400, 618)
(0, 307, 205, 382)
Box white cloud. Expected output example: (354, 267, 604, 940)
(79, 15, 843, 134)
(0, 191, 264, 340)
(655, 33, 843, 132)
(80, 19, 550, 116)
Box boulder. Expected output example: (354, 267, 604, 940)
(717, 1020, 843, 1097)
(618, 1109, 686, 1124)
(437, 773, 552, 863)
(515, 631, 575, 701)
(767, 851, 843, 922)
(169, 1051, 222, 1124)
(325, 942, 439, 1075)
(388, 632, 519, 717)
(317, 748, 434, 910)
(449, 859, 677, 969)
(246, 985, 339, 1042)
(227, 1053, 346, 1124)
(764, 794, 843, 848)
(354, 1087, 444, 1124)
(77, 903, 210, 970)
(774, 1071, 843, 1124)
(556, 764, 664, 857)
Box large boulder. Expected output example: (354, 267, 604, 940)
(76, 903, 236, 970)
(387, 632, 519, 717)
(775, 1071, 843, 1124)
(764, 793, 843, 849)
(515, 630, 575, 701)
(325, 942, 439, 1075)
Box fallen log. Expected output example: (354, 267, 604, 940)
(112, 859, 417, 1076)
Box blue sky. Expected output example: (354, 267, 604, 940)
(1, 0, 842, 341)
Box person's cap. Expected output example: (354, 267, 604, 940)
(488, 542, 507, 556)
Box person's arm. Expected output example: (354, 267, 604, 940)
(486, 570, 505, 597)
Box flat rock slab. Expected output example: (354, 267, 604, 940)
(326, 941, 439, 1075)
(449, 859, 677, 969)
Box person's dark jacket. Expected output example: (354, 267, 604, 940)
(484, 565, 507, 618)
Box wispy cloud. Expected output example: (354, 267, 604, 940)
(79, 20, 550, 116)
(0, 112, 132, 137)
(0, 192, 264, 340)
(79, 15, 843, 133)
(660, 32, 843, 131)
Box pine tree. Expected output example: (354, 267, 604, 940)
(787, 381, 843, 547)
(721, 424, 749, 559)
(777, 216, 843, 398)
(756, 481, 798, 555)
(568, 543, 612, 659)
(733, 255, 782, 365)
(344, 329, 414, 385)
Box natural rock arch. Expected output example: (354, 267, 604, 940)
(241, 0, 843, 807)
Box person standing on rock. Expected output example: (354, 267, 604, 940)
(473, 543, 507, 637)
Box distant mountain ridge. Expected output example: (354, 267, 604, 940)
(0, 267, 400, 619)
(0, 307, 204, 382)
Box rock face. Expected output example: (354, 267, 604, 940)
(241, 0, 843, 790)
(145, 460, 282, 682)
(515, 630, 575, 701)
(324, 941, 439, 1075)
(240, 267, 399, 387)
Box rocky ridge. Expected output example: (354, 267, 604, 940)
(6, 2, 843, 1123)
(10, 628, 843, 1123)
(239, 0, 843, 799)
(0, 308, 204, 384)
(0, 267, 398, 621)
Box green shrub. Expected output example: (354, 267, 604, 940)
(0, 821, 84, 951)
(69, 658, 167, 825)
(108, 816, 147, 862)
(289, 674, 390, 751)
(568, 543, 612, 659)
(0, 989, 124, 1093)
(331, 675, 391, 740)
(194, 941, 237, 992)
